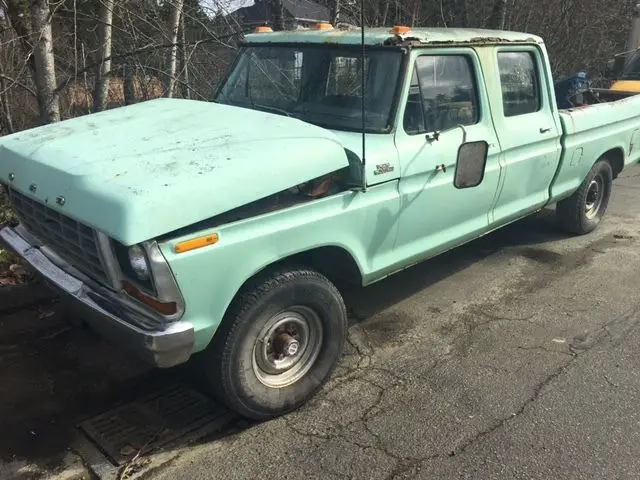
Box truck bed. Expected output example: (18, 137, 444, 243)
(550, 91, 640, 203)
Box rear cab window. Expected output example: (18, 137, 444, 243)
(496, 51, 542, 117)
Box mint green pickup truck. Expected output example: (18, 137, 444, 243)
(2, 26, 640, 420)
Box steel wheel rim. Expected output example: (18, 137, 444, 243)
(585, 174, 604, 219)
(252, 305, 324, 388)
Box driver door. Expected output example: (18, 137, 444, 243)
(393, 48, 503, 262)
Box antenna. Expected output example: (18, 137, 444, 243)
(360, 0, 367, 192)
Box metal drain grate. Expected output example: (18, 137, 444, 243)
(78, 384, 233, 465)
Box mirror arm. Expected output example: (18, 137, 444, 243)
(456, 124, 468, 144)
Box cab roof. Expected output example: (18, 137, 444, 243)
(243, 26, 544, 47)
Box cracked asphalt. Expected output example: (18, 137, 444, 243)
(147, 166, 640, 480)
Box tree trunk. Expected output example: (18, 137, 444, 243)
(123, 64, 136, 105)
(381, 0, 390, 27)
(30, 0, 60, 124)
(164, 0, 184, 98)
(4, 0, 37, 79)
(499, 0, 508, 29)
(272, 0, 285, 31)
(180, 7, 190, 99)
(5, 0, 39, 121)
(331, 0, 340, 25)
(0, 63, 15, 135)
(487, 0, 508, 30)
(94, 0, 115, 112)
(410, 0, 420, 27)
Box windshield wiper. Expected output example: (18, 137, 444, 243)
(252, 103, 293, 118)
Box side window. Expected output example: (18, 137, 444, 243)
(497, 51, 541, 117)
(403, 54, 479, 135)
(403, 67, 426, 134)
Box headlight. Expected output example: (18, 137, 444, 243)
(128, 245, 150, 281)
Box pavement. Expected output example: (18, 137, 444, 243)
(3, 167, 640, 479)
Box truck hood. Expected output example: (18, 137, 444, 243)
(0, 99, 349, 245)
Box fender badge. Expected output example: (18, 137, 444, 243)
(374, 163, 394, 176)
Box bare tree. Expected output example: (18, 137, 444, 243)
(331, 0, 341, 25)
(94, 0, 115, 112)
(272, 0, 285, 31)
(30, 0, 60, 123)
(4, 0, 37, 78)
(486, 0, 508, 29)
(0, 0, 635, 136)
(165, 0, 185, 98)
(180, 8, 191, 100)
(0, 68, 15, 134)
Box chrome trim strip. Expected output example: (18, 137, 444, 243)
(143, 240, 186, 321)
(95, 231, 124, 290)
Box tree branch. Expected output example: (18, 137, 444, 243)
(54, 34, 239, 95)
(0, 74, 38, 97)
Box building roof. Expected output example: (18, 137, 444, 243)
(281, 0, 330, 22)
(233, 0, 330, 25)
(244, 26, 544, 47)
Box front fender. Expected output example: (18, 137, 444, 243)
(159, 183, 401, 352)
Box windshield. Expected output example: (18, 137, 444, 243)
(621, 54, 640, 80)
(215, 45, 404, 133)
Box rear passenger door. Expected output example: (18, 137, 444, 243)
(490, 47, 563, 226)
(394, 48, 502, 262)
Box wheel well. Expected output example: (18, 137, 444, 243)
(602, 148, 624, 179)
(268, 246, 363, 288)
(234, 246, 363, 303)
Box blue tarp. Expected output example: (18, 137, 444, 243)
(554, 71, 589, 109)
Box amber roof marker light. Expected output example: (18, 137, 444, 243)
(313, 22, 334, 30)
(391, 25, 412, 35)
(255, 26, 273, 33)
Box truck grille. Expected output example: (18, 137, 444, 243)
(9, 189, 110, 285)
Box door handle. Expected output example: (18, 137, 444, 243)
(540, 127, 552, 134)
(435, 163, 456, 173)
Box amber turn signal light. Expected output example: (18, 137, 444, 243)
(174, 233, 219, 254)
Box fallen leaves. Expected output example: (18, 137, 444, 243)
(0, 263, 32, 286)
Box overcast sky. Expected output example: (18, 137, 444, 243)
(201, 0, 254, 15)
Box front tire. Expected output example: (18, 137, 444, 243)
(556, 158, 613, 235)
(204, 267, 347, 420)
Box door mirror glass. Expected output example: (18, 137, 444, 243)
(454, 141, 488, 189)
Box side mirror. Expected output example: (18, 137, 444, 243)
(454, 141, 489, 189)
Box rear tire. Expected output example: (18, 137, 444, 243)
(556, 158, 613, 235)
(203, 267, 347, 420)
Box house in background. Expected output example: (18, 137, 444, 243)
(230, 0, 332, 32)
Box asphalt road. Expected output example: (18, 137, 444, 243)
(150, 166, 640, 480)
(3, 167, 640, 479)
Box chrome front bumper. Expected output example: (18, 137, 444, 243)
(0, 226, 195, 368)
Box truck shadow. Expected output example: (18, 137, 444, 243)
(341, 207, 566, 321)
(0, 208, 569, 477)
